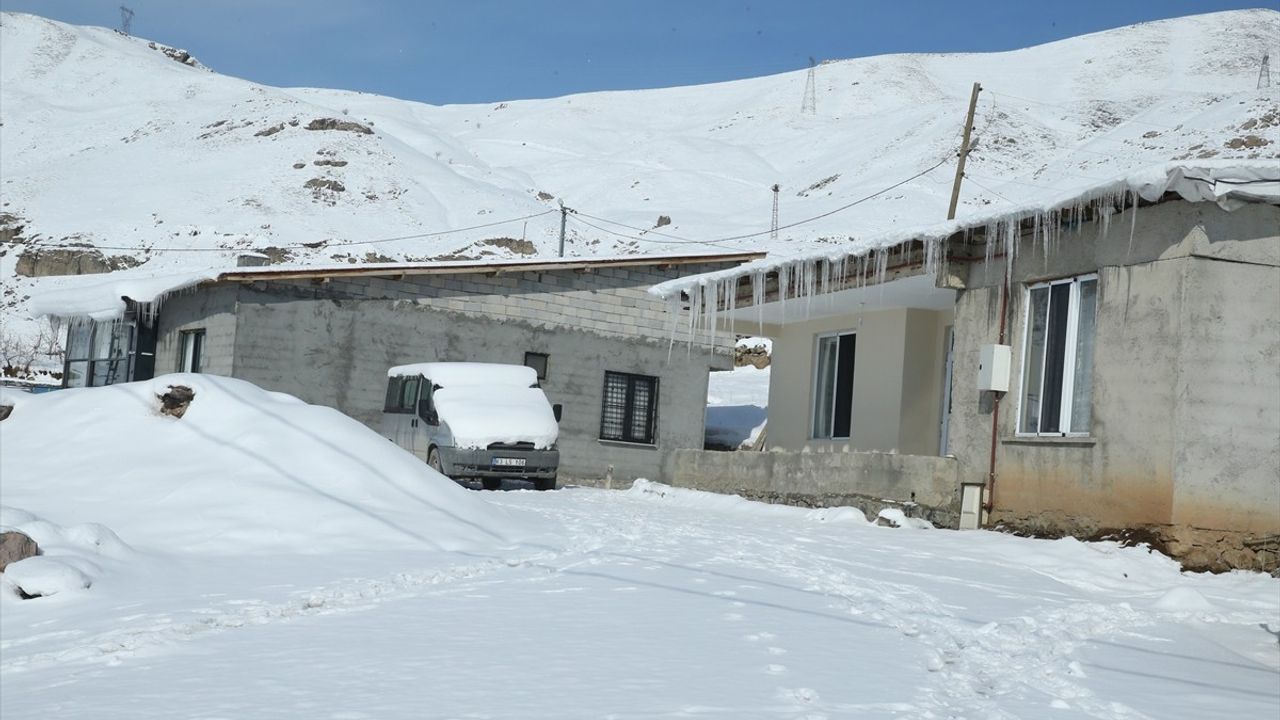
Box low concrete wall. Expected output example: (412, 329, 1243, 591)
(667, 448, 960, 527)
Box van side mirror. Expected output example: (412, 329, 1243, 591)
(418, 398, 439, 425)
(552, 403, 563, 423)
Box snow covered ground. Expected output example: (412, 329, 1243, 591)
(2, 380, 1277, 718)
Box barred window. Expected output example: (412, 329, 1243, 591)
(600, 371, 658, 444)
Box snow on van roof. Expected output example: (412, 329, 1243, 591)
(388, 362, 537, 388)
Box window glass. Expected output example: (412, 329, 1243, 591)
(178, 330, 204, 373)
(1020, 286, 1049, 433)
(600, 372, 658, 444)
(399, 376, 421, 412)
(812, 336, 837, 438)
(384, 377, 402, 412)
(1019, 276, 1098, 436)
(67, 322, 92, 360)
(600, 372, 628, 440)
(812, 332, 855, 439)
(524, 352, 549, 381)
(1070, 279, 1097, 432)
(65, 361, 89, 388)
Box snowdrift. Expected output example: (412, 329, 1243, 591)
(0, 375, 531, 557)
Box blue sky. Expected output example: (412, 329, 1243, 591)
(1, 1, 1267, 104)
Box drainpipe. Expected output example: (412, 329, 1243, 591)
(983, 276, 1010, 521)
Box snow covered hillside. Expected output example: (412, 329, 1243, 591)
(1, 8, 1277, 340)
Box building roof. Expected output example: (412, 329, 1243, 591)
(648, 160, 1280, 301)
(30, 251, 764, 321)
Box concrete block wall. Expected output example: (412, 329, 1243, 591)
(668, 448, 961, 527)
(228, 293, 719, 483)
(242, 262, 732, 347)
(153, 285, 240, 376)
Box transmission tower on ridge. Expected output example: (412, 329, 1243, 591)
(1259, 53, 1272, 90)
(801, 57, 817, 115)
(770, 184, 780, 242)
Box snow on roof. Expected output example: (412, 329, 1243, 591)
(29, 251, 762, 321)
(648, 161, 1280, 301)
(388, 362, 537, 388)
(29, 268, 221, 322)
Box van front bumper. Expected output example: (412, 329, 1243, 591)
(439, 447, 559, 480)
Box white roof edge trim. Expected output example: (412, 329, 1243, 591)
(648, 160, 1280, 300)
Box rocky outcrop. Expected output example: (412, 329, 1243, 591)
(0, 531, 40, 572)
(305, 118, 373, 135)
(15, 247, 143, 277)
(735, 342, 771, 369)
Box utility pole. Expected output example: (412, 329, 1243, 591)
(770, 184, 780, 242)
(947, 82, 982, 221)
(557, 200, 567, 258)
(801, 57, 817, 115)
(1259, 53, 1271, 90)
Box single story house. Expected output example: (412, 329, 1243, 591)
(653, 162, 1279, 571)
(34, 251, 762, 485)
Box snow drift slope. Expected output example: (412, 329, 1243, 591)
(0, 375, 531, 554)
(1, 10, 1277, 330)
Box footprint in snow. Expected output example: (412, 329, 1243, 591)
(722, 612, 745, 622)
(765, 663, 788, 674)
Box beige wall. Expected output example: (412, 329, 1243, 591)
(767, 305, 953, 455)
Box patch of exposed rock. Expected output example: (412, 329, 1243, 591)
(304, 178, 346, 192)
(305, 118, 373, 135)
(16, 247, 143, 277)
(158, 385, 195, 418)
(0, 531, 40, 572)
(735, 342, 771, 369)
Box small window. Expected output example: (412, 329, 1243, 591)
(178, 329, 205, 373)
(600, 371, 658, 444)
(1018, 274, 1097, 436)
(399, 376, 421, 413)
(812, 331, 856, 439)
(384, 377, 403, 412)
(524, 352, 549, 381)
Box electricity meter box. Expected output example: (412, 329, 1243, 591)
(977, 344, 1011, 392)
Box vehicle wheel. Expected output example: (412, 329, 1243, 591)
(481, 478, 502, 491)
(533, 476, 557, 491)
(427, 448, 446, 477)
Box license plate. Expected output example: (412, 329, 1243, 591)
(492, 457, 526, 468)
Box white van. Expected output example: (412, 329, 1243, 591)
(381, 362, 560, 490)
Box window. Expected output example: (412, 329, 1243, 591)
(64, 320, 136, 388)
(177, 330, 205, 373)
(383, 375, 421, 414)
(812, 331, 856, 439)
(600, 371, 658, 444)
(524, 352, 549, 381)
(1018, 274, 1097, 436)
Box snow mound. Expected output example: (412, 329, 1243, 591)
(875, 508, 935, 530)
(0, 374, 531, 555)
(1152, 586, 1217, 613)
(3, 556, 92, 598)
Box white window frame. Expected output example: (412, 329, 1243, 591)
(810, 330, 856, 440)
(178, 329, 205, 373)
(1015, 273, 1097, 438)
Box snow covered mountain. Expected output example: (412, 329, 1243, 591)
(1, 9, 1277, 334)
